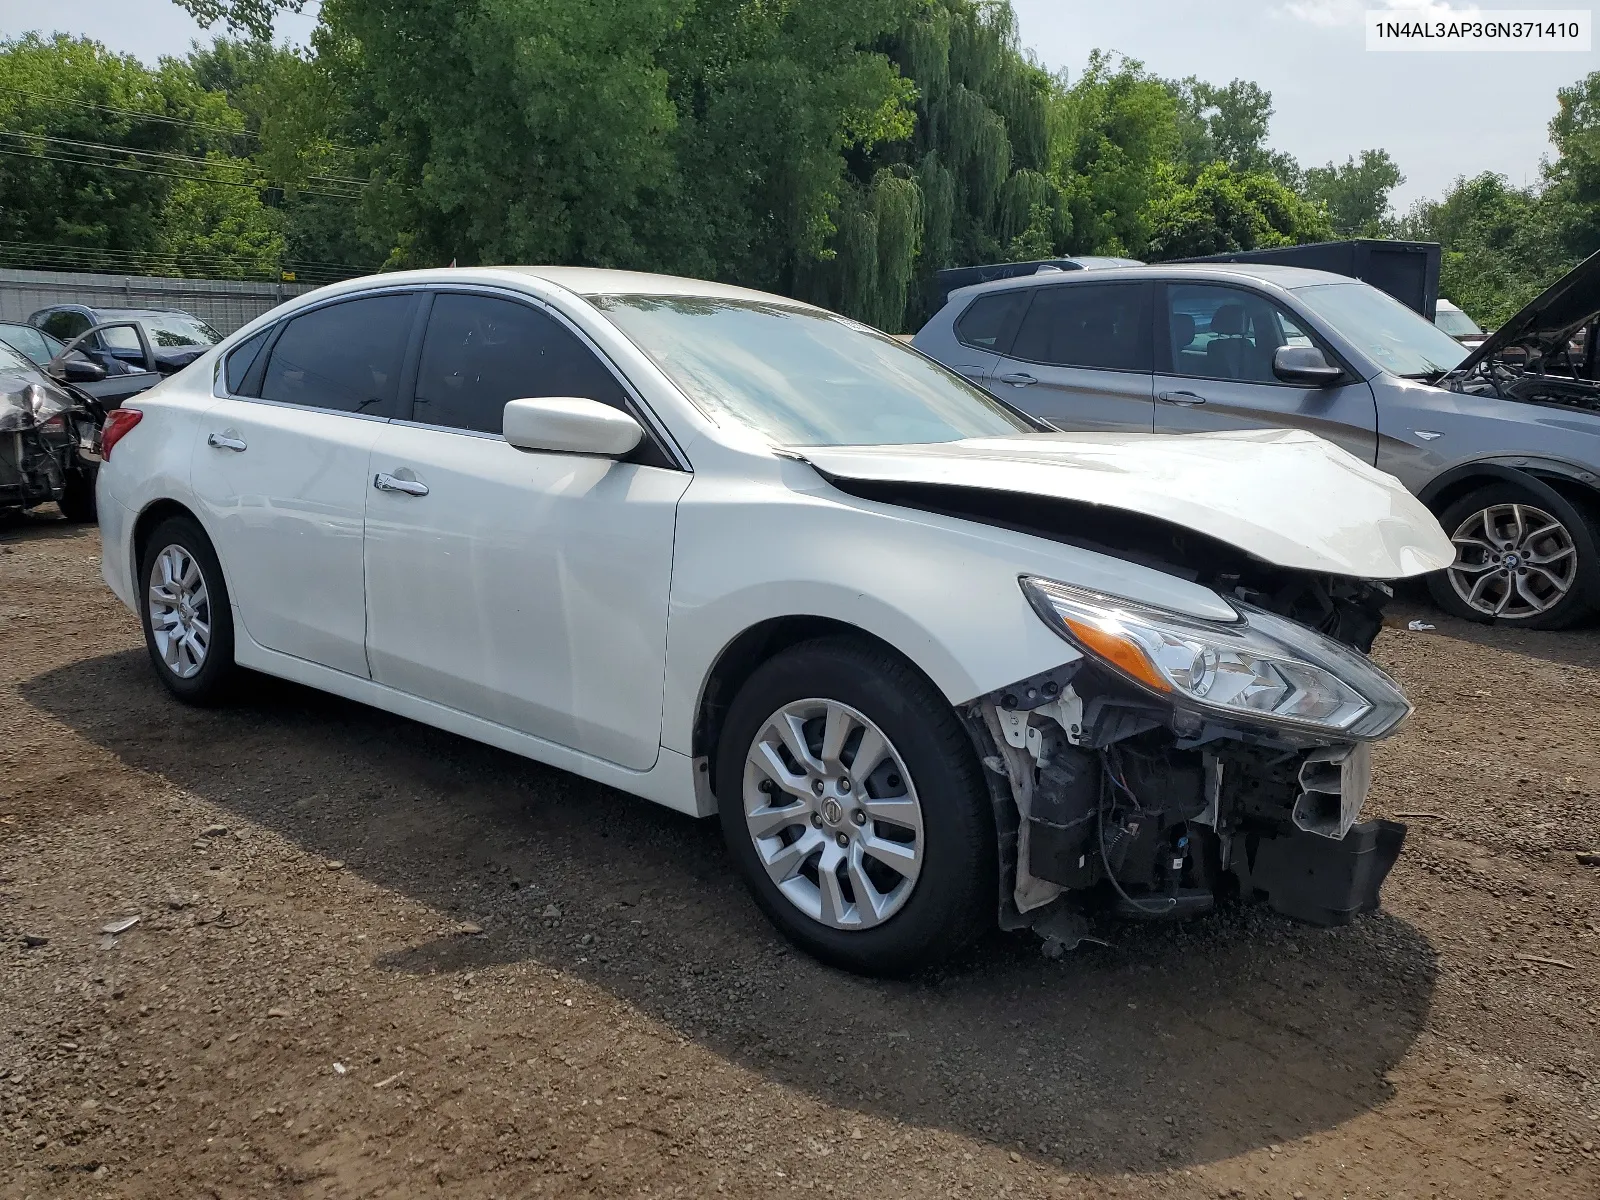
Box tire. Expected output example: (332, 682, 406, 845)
(57, 467, 96, 523)
(137, 516, 238, 704)
(1426, 482, 1600, 630)
(715, 636, 995, 976)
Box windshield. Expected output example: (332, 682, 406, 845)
(1292, 282, 1468, 377)
(101, 314, 221, 351)
(0, 340, 32, 373)
(1433, 306, 1483, 338)
(592, 296, 1035, 446)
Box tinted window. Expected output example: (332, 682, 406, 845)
(1167, 284, 1323, 385)
(224, 327, 273, 394)
(260, 294, 413, 416)
(41, 311, 90, 341)
(954, 290, 1030, 352)
(413, 293, 628, 434)
(1009, 283, 1151, 371)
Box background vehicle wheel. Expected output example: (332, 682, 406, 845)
(57, 467, 96, 523)
(1426, 482, 1600, 629)
(715, 636, 994, 976)
(138, 516, 238, 704)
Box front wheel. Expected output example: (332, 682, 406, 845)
(1426, 483, 1600, 630)
(716, 636, 995, 976)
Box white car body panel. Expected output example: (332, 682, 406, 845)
(190, 397, 382, 678)
(364, 421, 690, 771)
(96, 266, 1451, 826)
(797, 428, 1455, 580)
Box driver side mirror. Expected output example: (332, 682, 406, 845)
(1273, 345, 1343, 387)
(46, 350, 108, 384)
(502, 397, 643, 457)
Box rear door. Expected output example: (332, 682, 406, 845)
(940, 288, 1033, 382)
(1152, 281, 1378, 462)
(190, 291, 418, 677)
(988, 281, 1155, 432)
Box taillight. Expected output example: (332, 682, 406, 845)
(100, 408, 143, 460)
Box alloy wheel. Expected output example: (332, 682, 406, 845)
(147, 543, 212, 679)
(741, 699, 924, 930)
(1447, 502, 1579, 620)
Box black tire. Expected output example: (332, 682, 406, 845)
(1426, 482, 1600, 630)
(57, 467, 96, 523)
(137, 515, 238, 704)
(715, 636, 995, 976)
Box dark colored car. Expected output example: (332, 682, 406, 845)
(29, 305, 222, 376)
(0, 338, 103, 522)
(0, 320, 67, 367)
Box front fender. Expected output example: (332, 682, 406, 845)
(658, 468, 1235, 756)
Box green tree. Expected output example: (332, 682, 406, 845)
(1303, 148, 1404, 237)
(1145, 161, 1331, 260)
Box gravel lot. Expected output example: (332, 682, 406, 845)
(2, 513, 1599, 1199)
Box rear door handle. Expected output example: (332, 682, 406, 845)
(998, 372, 1037, 387)
(1158, 390, 1207, 406)
(373, 472, 429, 497)
(206, 432, 247, 452)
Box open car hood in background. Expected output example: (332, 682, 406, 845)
(1448, 246, 1600, 376)
(794, 428, 1454, 580)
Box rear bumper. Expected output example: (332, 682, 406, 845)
(98, 483, 136, 612)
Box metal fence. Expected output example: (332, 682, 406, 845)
(0, 268, 318, 336)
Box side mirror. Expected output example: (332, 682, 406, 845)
(56, 351, 108, 384)
(502, 397, 643, 457)
(1273, 345, 1343, 387)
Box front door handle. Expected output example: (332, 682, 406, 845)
(998, 372, 1038, 387)
(1158, 390, 1207, 406)
(207, 431, 247, 452)
(373, 472, 429, 497)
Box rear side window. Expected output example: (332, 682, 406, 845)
(954, 290, 1030, 352)
(223, 327, 273, 394)
(412, 293, 629, 434)
(1009, 283, 1152, 372)
(260, 294, 414, 416)
(40, 311, 90, 341)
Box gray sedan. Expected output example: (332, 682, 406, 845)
(913, 260, 1600, 629)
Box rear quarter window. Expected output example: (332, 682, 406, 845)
(954, 290, 1031, 352)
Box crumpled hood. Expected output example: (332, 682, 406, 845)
(794, 428, 1454, 579)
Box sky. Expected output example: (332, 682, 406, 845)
(3, 0, 1597, 212)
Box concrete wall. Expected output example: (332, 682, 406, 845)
(0, 269, 318, 336)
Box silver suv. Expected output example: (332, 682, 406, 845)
(913, 259, 1600, 629)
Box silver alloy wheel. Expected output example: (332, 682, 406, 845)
(1448, 502, 1579, 619)
(741, 699, 924, 930)
(147, 544, 212, 679)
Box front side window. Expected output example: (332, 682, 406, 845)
(1166, 283, 1321, 385)
(413, 293, 628, 434)
(594, 296, 1035, 447)
(100, 325, 143, 352)
(260, 294, 413, 416)
(954, 290, 1030, 352)
(1008, 283, 1152, 371)
(1292, 281, 1467, 378)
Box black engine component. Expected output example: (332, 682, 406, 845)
(1240, 819, 1407, 926)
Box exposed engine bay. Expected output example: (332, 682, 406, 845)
(966, 653, 1405, 942)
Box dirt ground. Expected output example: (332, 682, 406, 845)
(2, 513, 1598, 1200)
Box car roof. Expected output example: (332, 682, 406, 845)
(946, 262, 1358, 303)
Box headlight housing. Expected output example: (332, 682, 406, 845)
(0, 382, 70, 433)
(1020, 576, 1411, 740)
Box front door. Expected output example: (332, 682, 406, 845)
(190, 291, 417, 677)
(988, 280, 1155, 432)
(363, 291, 689, 771)
(1153, 282, 1379, 462)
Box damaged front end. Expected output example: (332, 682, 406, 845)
(967, 577, 1411, 941)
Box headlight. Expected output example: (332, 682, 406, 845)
(0, 383, 70, 433)
(1020, 576, 1412, 739)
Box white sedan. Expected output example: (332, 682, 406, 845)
(95, 268, 1453, 974)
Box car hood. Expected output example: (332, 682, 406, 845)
(1449, 246, 1600, 376)
(792, 428, 1454, 579)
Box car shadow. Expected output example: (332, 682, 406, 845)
(21, 650, 1438, 1175)
(1386, 602, 1600, 671)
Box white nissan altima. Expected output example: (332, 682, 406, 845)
(95, 267, 1454, 974)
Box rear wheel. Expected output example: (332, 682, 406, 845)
(1427, 482, 1600, 629)
(138, 516, 238, 704)
(716, 636, 994, 976)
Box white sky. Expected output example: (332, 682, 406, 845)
(6, 0, 1598, 212)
